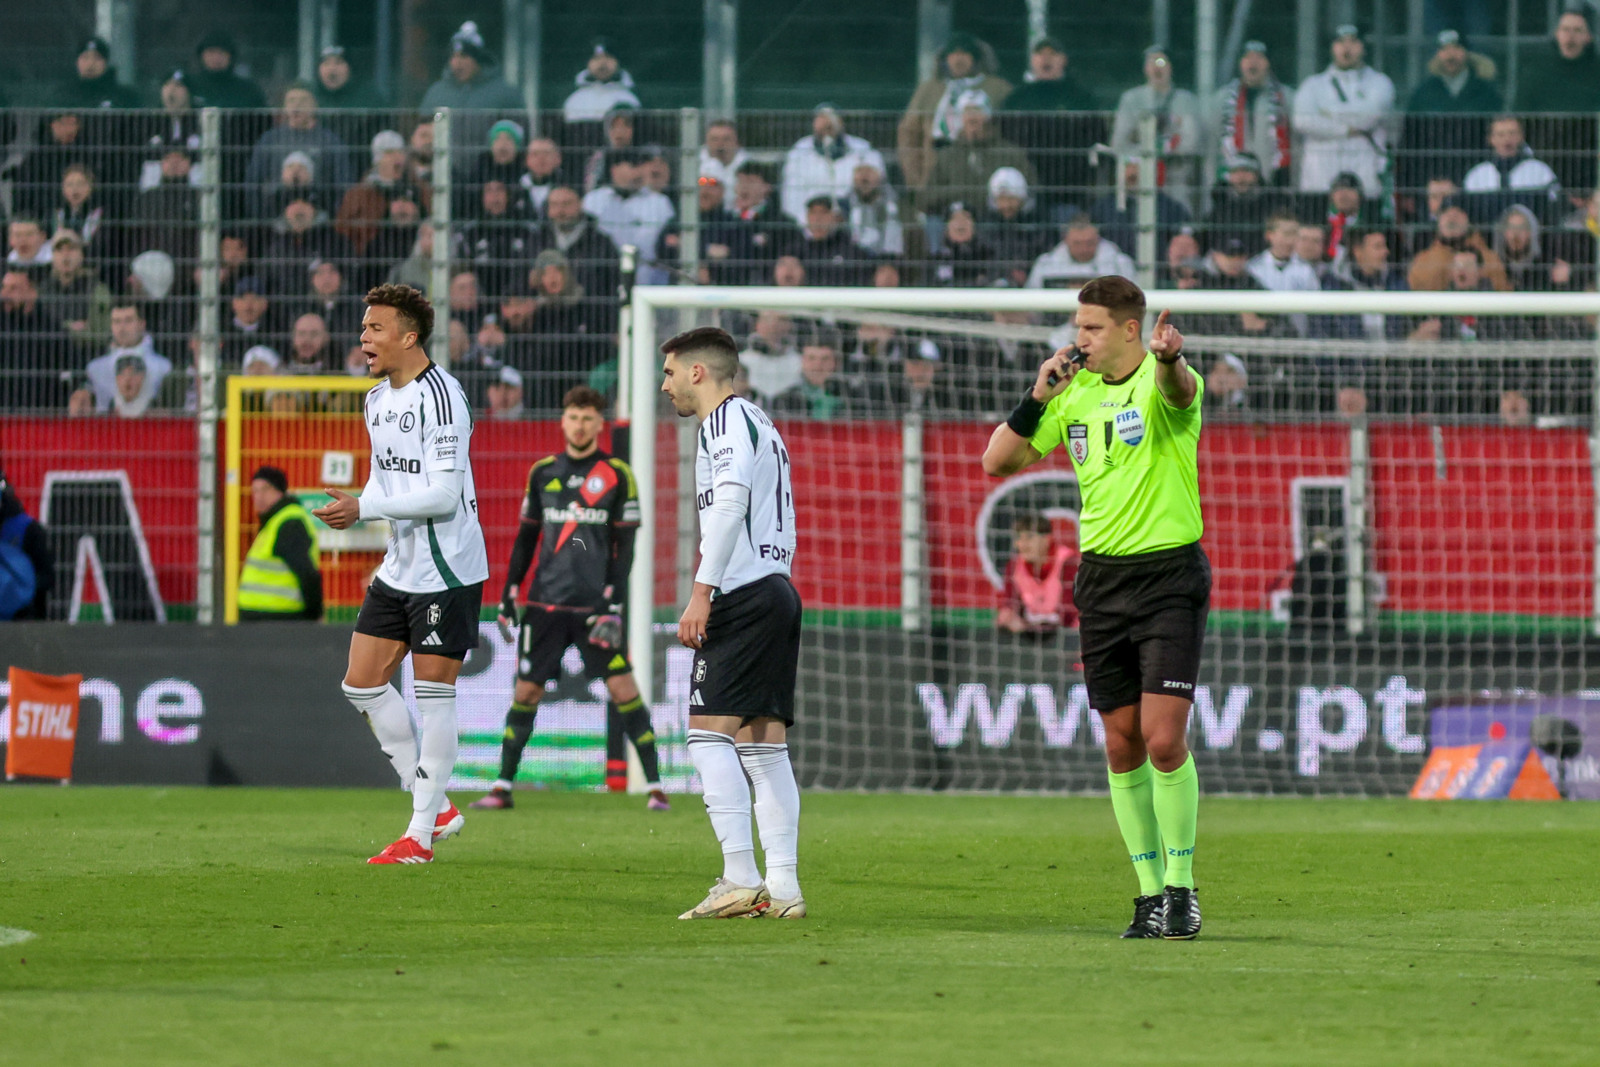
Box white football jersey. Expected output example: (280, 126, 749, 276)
(362, 362, 489, 593)
(695, 395, 796, 592)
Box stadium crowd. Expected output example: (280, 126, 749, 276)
(4, 13, 1600, 423)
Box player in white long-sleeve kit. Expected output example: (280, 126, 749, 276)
(660, 326, 806, 919)
(313, 284, 489, 864)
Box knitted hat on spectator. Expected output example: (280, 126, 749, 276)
(252, 466, 289, 493)
(495, 366, 523, 388)
(1436, 29, 1467, 49)
(943, 32, 979, 57)
(488, 119, 526, 150)
(451, 21, 491, 65)
(234, 275, 267, 297)
(195, 31, 237, 59)
(590, 37, 617, 59)
(1333, 24, 1361, 41)
(1227, 152, 1262, 174)
(533, 249, 572, 273)
(988, 166, 1030, 201)
(1032, 36, 1065, 54)
(1243, 40, 1268, 56)
(115, 354, 147, 374)
(370, 129, 405, 162)
(81, 36, 111, 58)
(51, 229, 84, 249)
(129, 250, 175, 299)
(281, 150, 316, 180)
(907, 338, 941, 362)
(1330, 171, 1362, 191)
(242, 345, 281, 371)
(955, 89, 991, 115)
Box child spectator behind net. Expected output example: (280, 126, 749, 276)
(996, 513, 1080, 636)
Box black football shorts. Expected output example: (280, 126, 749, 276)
(1074, 542, 1210, 712)
(690, 574, 802, 724)
(355, 577, 483, 660)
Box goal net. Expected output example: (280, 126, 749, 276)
(624, 284, 1600, 797)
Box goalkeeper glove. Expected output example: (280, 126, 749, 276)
(586, 605, 624, 650)
(496, 586, 519, 643)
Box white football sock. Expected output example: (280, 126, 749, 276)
(342, 683, 418, 790)
(738, 742, 801, 899)
(408, 681, 460, 845)
(687, 729, 760, 886)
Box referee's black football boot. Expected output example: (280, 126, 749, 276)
(1120, 894, 1165, 939)
(1161, 886, 1202, 940)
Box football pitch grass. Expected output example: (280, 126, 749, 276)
(2, 789, 1597, 1066)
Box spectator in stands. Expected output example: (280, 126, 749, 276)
(131, 146, 200, 265)
(657, 174, 747, 286)
(1293, 25, 1395, 201)
(878, 338, 959, 417)
(39, 230, 110, 353)
(840, 161, 903, 259)
(139, 72, 203, 193)
(898, 33, 1012, 193)
(55, 35, 140, 111)
(385, 223, 433, 294)
(873, 261, 902, 288)
(582, 148, 674, 278)
(1432, 247, 1528, 341)
(739, 310, 803, 402)
(246, 85, 354, 219)
(639, 146, 672, 196)
(524, 250, 605, 410)
(447, 269, 485, 334)
(213, 232, 252, 296)
(241, 345, 281, 377)
(1461, 115, 1561, 225)
(927, 204, 996, 287)
(699, 121, 747, 212)
(1211, 40, 1294, 188)
(1516, 2, 1600, 198)
(485, 365, 525, 420)
(1314, 226, 1417, 341)
(1161, 230, 1204, 288)
(1494, 204, 1574, 292)
(0, 269, 65, 410)
(771, 335, 865, 419)
(1202, 354, 1252, 419)
(302, 259, 363, 339)
(1398, 30, 1502, 192)
(407, 119, 434, 185)
(419, 21, 524, 161)
(463, 120, 527, 217)
(7, 216, 51, 267)
(921, 90, 1036, 218)
(1112, 46, 1203, 210)
(80, 303, 171, 416)
(263, 191, 352, 296)
(221, 277, 277, 366)
(733, 161, 801, 267)
(796, 196, 868, 287)
(1201, 153, 1283, 255)
(996, 513, 1080, 636)
(1191, 236, 1273, 335)
(530, 184, 620, 300)
(1402, 175, 1461, 255)
(1321, 171, 1377, 263)
(311, 46, 387, 148)
(581, 104, 636, 194)
(782, 104, 887, 225)
(844, 318, 910, 378)
(1248, 212, 1318, 335)
(12, 112, 94, 220)
(514, 137, 567, 219)
(455, 180, 529, 296)
(1024, 215, 1135, 289)
(981, 166, 1049, 288)
(185, 31, 267, 109)
(1408, 200, 1511, 291)
(336, 130, 430, 258)
(1296, 222, 1331, 280)
(998, 36, 1105, 220)
(49, 165, 114, 262)
(1089, 157, 1192, 263)
(286, 312, 334, 373)
(562, 38, 641, 131)
(770, 255, 807, 287)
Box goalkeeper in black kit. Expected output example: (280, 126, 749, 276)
(472, 386, 670, 811)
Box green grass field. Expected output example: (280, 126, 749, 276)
(1, 789, 1597, 1067)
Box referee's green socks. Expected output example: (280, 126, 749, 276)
(1151, 754, 1199, 889)
(1108, 761, 1165, 896)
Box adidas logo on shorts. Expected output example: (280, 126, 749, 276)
(422, 631, 443, 647)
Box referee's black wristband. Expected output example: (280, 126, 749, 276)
(1007, 392, 1048, 438)
(1155, 350, 1184, 365)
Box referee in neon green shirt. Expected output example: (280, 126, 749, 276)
(982, 275, 1207, 940)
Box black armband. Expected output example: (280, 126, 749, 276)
(1007, 393, 1048, 439)
(1155, 351, 1184, 365)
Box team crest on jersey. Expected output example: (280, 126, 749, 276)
(427, 603, 441, 625)
(400, 412, 416, 432)
(1067, 424, 1089, 465)
(567, 475, 583, 488)
(385, 410, 397, 422)
(585, 475, 606, 495)
(1114, 408, 1145, 447)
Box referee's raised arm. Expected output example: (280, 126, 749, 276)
(981, 346, 1077, 477)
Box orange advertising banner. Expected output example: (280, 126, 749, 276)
(5, 667, 83, 782)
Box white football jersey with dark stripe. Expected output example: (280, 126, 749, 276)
(695, 395, 796, 592)
(362, 362, 489, 593)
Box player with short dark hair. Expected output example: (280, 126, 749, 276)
(982, 274, 1209, 939)
(314, 283, 488, 865)
(660, 325, 805, 920)
(473, 385, 669, 811)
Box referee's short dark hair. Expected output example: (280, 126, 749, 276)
(661, 325, 741, 383)
(1078, 275, 1146, 327)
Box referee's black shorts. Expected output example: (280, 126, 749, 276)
(692, 574, 802, 724)
(1074, 541, 1210, 713)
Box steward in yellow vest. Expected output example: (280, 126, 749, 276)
(239, 466, 322, 621)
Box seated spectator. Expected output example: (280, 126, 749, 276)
(1314, 226, 1417, 341)
(336, 130, 431, 258)
(447, 269, 485, 335)
(1293, 25, 1394, 202)
(407, 119, 435, 186)
(980, 167, 1050, 288)
(795, 196, 868, 287)
(639, 145, 673, 196)
(12, 112, 98, 221)
(461, 120, 527, 218)
(56, 35, 140, 112)
(844, 318, 913, 379)
(1400, 175, 1461, 256)
(928, 204, 995, 287)
(8, 216, 53, 268)
(770, 335, 866, 419)
(782, 104, 887, 224)
(1246, 212, 1318, 335)
(262, 192, 353, 296)
(80, 304, 172, 416)
(454, 179, 531, 296)
(1398, 30, 1502, 191)
(732, 161, 801, 268)
(1516, 8, 1600, 195)
(770, 255, 807, 287)
(920, 90, 1036, 218)
(1461, 115, 1561, 225)
(1211, 41, 1294, 188)
(524, 250, 605, 411)
(1319, 171, 1379, 264)
(1160, 230, 1205, 288)
(1408, 201, 1510, 291)
(221, 277, 279, 367)
(38, 230, 110, 352)
(1295, 222, 1330, 280)
(740, 311, 803, 402)
(1203, 354, 1253, 419)
(485, 365, 525, 420)
(311, 45, 387, 149)
(302, 259, 363, 339)
(49, 164, 117, 263)
(285, 312, 335, 373)
(131, 146, 200, 265)
(138, 72, 204, 193)
(245, 84, 354, 219)
(1202, 154, 1284, 255)
(582, 149, 674, 274)
(186, 31, 267, 109)
(1112, 46, 1202, 209)
(0, 269, 67, 410)
(840, 161, 903, 259)
(241, 344, 282, 377)
(562, 39, 640, 131)
(1430, 247, 1532, 341)
(997, 36, 1105, 218)
(513, 137, 567, 219)
(1188, 237, 1273, 335)
(530, 184, 620, 300)
(698, 121, 747, 211)
(1494, 204, 1574, 293)
(872, 261, 903, 288)
(419, 21, 524, 162)
(874, 338, 960, 416)
(897, 33, 1013, 193)
(658, 174, 746, 286)
(1089, 158, 1192, 263)
(1025, 215, 1135, 289)
(995, 513, 1079, 635)
(581, 103, 637, 194)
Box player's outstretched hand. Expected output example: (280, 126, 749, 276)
(1032, 346, 1079, 403)
(313, 488, 361, 530)
(1149, 309, 1184, 360)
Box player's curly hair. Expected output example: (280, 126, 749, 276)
(364, 283, 434, 347)
(562, 385, 608, 413)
